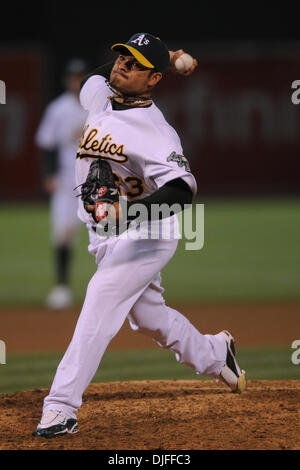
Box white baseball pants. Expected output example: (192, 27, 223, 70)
(50, 181, 81, 246)
(43, 235, 227, 419)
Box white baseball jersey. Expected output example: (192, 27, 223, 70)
(36, 91, 88, 187)
(35, 91, 88, 244)
(76, 75, 197, 237)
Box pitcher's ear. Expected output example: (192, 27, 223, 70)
(148, 71, 163, 88)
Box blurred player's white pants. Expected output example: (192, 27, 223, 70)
(50, 183, 81, 245)
(43, 234, 227, 419)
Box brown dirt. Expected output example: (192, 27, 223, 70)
(0, 380, 299, 450)
(1, 301, 299, 352)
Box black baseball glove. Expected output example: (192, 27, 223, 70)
(77, 158, 120, 224)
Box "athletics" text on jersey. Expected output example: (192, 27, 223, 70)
(77, 126, 128, 163)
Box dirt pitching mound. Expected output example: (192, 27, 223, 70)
(0, 380, 299, 450)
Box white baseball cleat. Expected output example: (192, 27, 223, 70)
(33, 410, 78, 438)
(217, 330, 246, 394)
(46, 285, 73, 310)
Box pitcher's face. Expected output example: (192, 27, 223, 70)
(110, 55, 162, 97)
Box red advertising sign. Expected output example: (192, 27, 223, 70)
(0, 49, 43, 198)
(154, 46, 300, 194)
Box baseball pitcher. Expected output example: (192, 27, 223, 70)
(34, 33, 246, 438)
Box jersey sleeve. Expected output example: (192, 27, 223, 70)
(79, 75, 110, 112)
(147, 129, 197, 196)
(35, 103, 59, 150)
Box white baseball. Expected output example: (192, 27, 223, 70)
(175, 53, 194, 73)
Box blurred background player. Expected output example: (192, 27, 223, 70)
(35, 58, 88, 309)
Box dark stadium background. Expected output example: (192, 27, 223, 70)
(1, 2, 300, 199)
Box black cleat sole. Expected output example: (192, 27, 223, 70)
(33, 419, 78, 438)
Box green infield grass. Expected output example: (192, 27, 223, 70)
(1, 198, 300, 305)
(0, 346, 298, 395)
